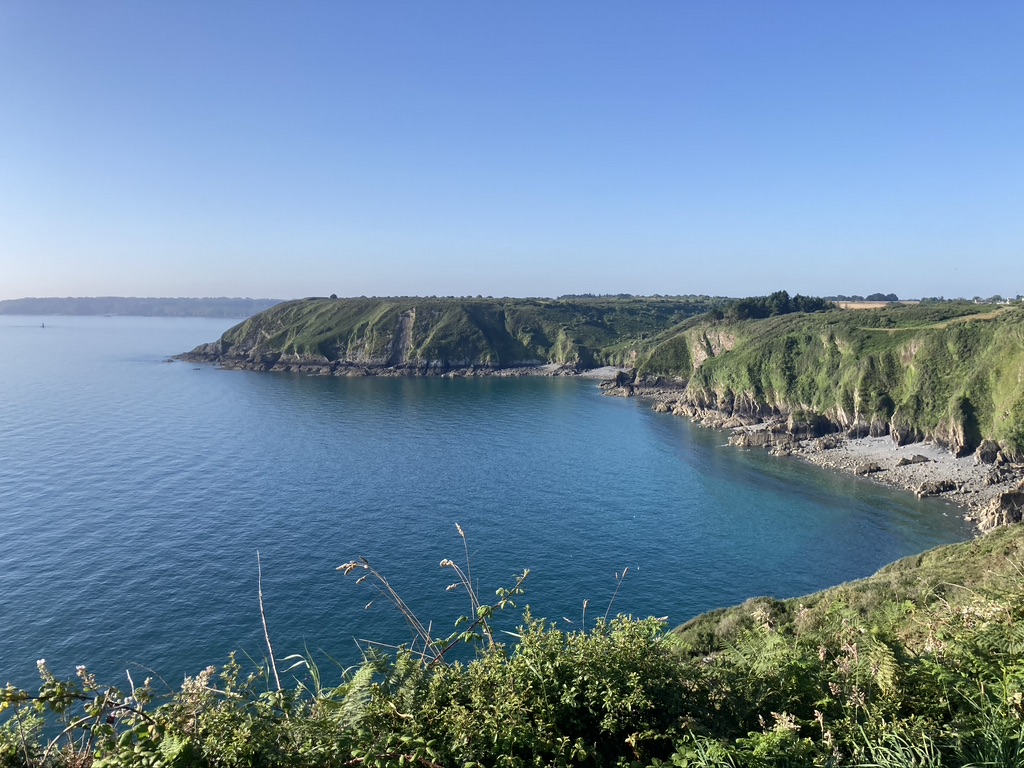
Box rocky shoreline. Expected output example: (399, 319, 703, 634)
(174, 351, 629, 380)
(608, 384, 1024, 533)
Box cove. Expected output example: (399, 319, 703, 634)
(0, 316, 973, 688)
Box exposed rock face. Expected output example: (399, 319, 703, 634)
(725, 422, 805, 456)
(387, 308, 417, 366)
(977, 482, 1024, 531)
(729, 430, 773, 449)
(787, 412, 837, 440)
(855, 462, 883, 476)
(916, 480, 961, 498)
(934, 415, 976, 458)
(868, 418, 890, 438)
(891, 421, 924, 447)
(975, 440, 1001, 465)
(811, 435, 843, 452)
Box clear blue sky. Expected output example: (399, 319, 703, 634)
(1, 2, 1021, 300)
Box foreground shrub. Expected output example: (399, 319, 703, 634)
(4, 525, 1024, 767)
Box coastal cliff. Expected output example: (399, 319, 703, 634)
(624, 302, 1024, 462)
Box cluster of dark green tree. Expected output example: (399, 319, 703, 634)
(718, 291, 835, 322)
(4, 524, 1024, 767)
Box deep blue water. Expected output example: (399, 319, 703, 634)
(0, 316, 972, 689)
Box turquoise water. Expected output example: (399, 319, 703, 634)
(0, 316, 973, 688)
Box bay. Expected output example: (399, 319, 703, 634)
(0, 316, 973, 689)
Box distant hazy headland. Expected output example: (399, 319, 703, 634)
(0, 296, 283, 318)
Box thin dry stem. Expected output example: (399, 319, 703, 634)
(257, 551, 283, 692)
(340, 527, 527, 665)
(605, 567, 630, 622)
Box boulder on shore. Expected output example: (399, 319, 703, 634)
(811, 435, 842, 452)
(916, 479, 960, 498)
(855, 462, 883, 476)
(975, 440, 1001, 465)
(896, 454, 930, 467)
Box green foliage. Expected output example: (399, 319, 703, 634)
(6, 526, 1024, 767)
(724, 290, 835, 322)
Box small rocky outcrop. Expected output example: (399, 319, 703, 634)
(986, 465, 1017, 486)
(976, 481, 1024, 531)
(916, 479, 961, 498)
(895, 454, 930, 467)
(769, 435, 799, 456)
(974, 440, 1001, 465)
(786, 412, 837, 440)
(811, 435, 843, 452)
(855, 462, 883, 476)
(599, 370, 635, 396)
(729, 430, 773, 449)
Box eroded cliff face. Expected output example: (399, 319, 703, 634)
(624, 305, 1024, 463)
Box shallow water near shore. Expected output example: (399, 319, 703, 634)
(0, 316, 973, 688)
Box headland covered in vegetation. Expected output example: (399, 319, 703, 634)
(180, 293, 1024, 529)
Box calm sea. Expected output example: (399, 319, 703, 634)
(0, 316, 972, 689)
